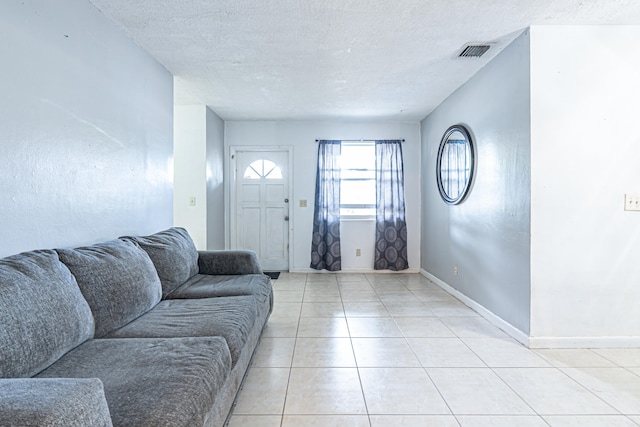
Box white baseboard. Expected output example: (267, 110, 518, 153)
(284, 267, 640, 348)
(420, 269, 640, 349)
(528, 336, 640, 349)
(420, 269, 531, 347)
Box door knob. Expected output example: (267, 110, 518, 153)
(284, 198, 289, 203)
(284, 216, 289, 221)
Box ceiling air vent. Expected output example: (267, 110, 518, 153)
(458, 44, 490, 58)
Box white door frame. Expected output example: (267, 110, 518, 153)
(228, 145, 294, 270)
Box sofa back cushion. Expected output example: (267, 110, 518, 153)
(121, 227, 199, 297)
(0, 250, 94, 378)
(57, 239, 162, 338)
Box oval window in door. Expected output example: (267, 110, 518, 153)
(243, 159, 283, 179)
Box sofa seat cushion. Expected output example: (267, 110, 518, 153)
(0, 250, 94, 378)
(35, 337, 231, 427)
(56, 239, 162, 338)
(121, 227, 199, 297)
(0, 378, 112, 427)
(168, 273, 272, 303)
(106, 296, 258, 366)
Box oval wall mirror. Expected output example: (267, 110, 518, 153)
(436, 124, 475, 205)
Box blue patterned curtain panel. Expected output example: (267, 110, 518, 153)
(374, 140, 409, 271)
(310, 140, 342, 271)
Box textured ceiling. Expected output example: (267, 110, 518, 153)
(88, 0, 640, 121)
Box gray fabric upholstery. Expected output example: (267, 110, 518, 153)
(203, 287, 273, 427)
(197, 250, 263, 275)
(0, 378, 112, 427)
(56, 240, 162, 338)
(0, 227, 274, 426)
(106, 297, 258, 366)
(0, 250, 94, 378)
(121, 227, 199, 297)
(36, 337, 231, 427)
(168, 273, 272, 303)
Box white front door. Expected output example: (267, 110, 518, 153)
(232, 149, 290, 271)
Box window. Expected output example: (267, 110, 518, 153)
(243, 159, 283, 180)
(340, 141, 375, 218)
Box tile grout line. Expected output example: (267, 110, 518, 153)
(237, 273, 640, 426)
(553, 365, 626, 416)
(340, 275, 372, 424)
(278, 274, 308, 426)
(341, 274, 373, 427)
(404, 279, 469, 427)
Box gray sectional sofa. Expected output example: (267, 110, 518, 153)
(0, 227, 273, 426)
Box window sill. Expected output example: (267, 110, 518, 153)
(340, 216, 376, 222)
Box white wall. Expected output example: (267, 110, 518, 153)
(0, 0, 173, 258)
(224, 121, 421, 272)
(174, 105, 225, 250)
(174, 106, 207, 249)
(530, 26, 640, 346)
(421, 30, 532, 335)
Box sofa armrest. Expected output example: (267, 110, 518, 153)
(0, 378, 112, 427)
(197, 250, 263, 275)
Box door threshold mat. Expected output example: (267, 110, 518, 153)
(264, 271, 280, 280)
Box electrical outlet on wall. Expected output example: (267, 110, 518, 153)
(453, 265, 458, 275)
(625, 194, 640, 211)
(355, 248, 361, 256)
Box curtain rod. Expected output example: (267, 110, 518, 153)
(315, 139, 405, 142)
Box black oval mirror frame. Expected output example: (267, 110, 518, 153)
(436, 124, 475, 205)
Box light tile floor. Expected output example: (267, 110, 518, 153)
(228, 273, 640, 427)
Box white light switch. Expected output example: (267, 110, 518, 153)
(299, 199, 307, 207)
(189, 196, 196, 207)
(625, 194, 640, 211)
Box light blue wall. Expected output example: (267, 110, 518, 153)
(0, 0, 173, 257)
(206, 108, 226, 250)
(421, 30, 532, 334)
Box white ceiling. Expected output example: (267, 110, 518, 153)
(88, 0, 640, 121)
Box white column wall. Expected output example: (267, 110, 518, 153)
(530, 26, 640, 346)
(174, 106, 208, 249)
(174, 105, 226, 250)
